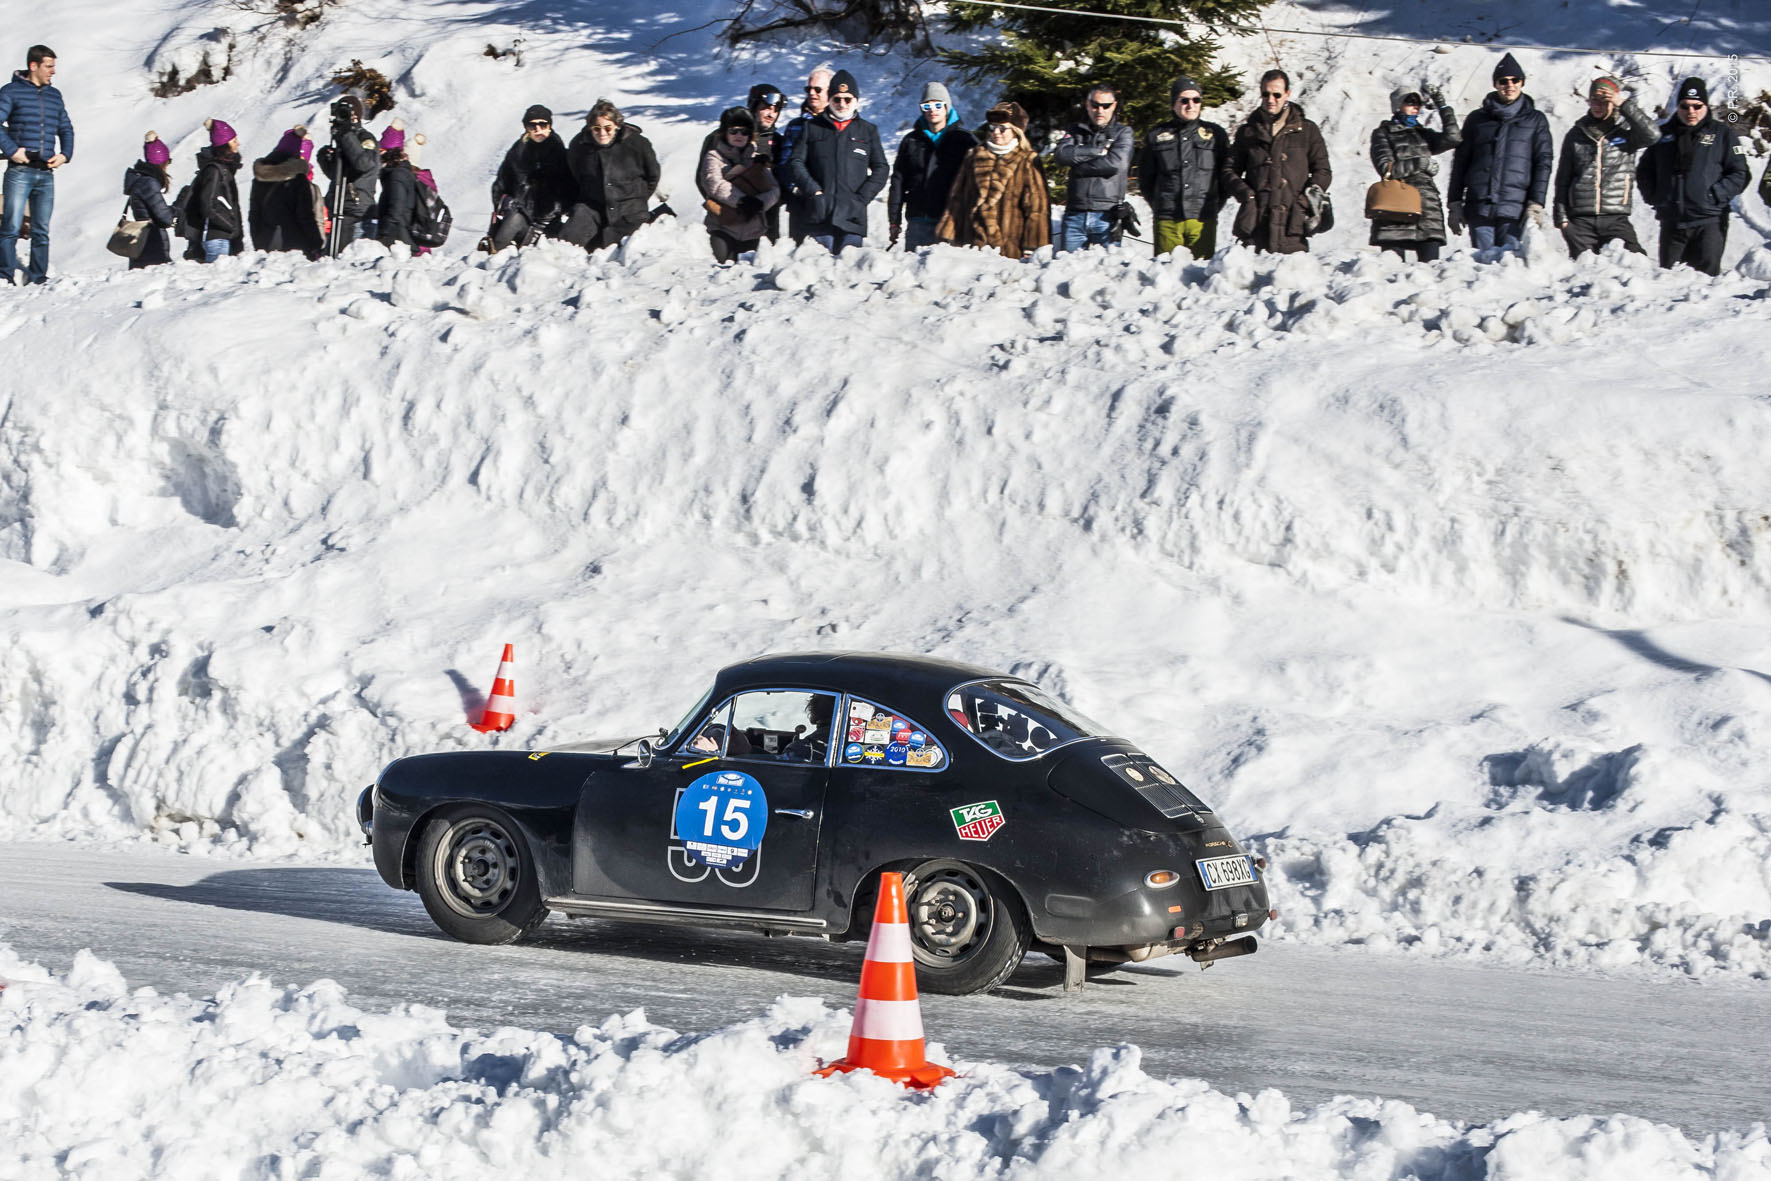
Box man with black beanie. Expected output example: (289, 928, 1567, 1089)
(1447, 51, 1553, 250)
(483, 104, 572, 251)
(1137, 75, 1235, 259)
(788, 68, 888, 254)
(1636, 76, 1750, 275)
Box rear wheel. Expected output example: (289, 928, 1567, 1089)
(414, 808, 547, 944)
(901, 859, 1030, 995)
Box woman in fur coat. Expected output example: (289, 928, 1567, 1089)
(936, 101, 1050, 260)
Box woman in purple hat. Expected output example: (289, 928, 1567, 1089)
(250, 124, 324, 257)
(122, 131, 177, 268)
(186, 117, 244, 261)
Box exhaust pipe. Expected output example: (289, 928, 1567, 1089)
(1188, 935, 1258, 964)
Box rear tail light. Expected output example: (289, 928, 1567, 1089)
(1254, 857, 1267, 871)
(1144, 870, 1180, 889)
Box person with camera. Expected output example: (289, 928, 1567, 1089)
(1054, 84, 1134, 252)
(316, 93, 381, 250)
(1552, 77, 1657, 258)
(0, 45, 73, 285)
(1137, 76, 1235, 260)
(484, 105, 571, 252)
(1367, 83, 1460, 262)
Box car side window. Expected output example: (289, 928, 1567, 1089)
(725, 689, 839, 765)
(683, 698, 747, 758)
(837, 697, 948, 772)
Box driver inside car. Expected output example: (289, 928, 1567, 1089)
(781, 695, 834, 763)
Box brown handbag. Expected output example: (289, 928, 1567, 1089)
(1365, 166, 1422, 223)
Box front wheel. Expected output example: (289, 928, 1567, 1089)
(414, 808, 548, 944)
(901, 859, 1030, 995)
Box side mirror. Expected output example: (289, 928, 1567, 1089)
(623, 738, 654, 770)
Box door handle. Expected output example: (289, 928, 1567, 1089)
(774, 808, 815, 819)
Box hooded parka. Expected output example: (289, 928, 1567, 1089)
(1229, 102, 1332, 254)
(376, 155, 420, 246)
(935, 126, 1051, 260)
(122, 162, 176, 268)
(1369, 91, 1462, 245)
(1447, 93, 1553, 221)
(250, 150, 325, 256)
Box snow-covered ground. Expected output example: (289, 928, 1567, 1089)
(3, 0, 1771, 1168)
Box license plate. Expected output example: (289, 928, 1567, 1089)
(1197, 854, 1256, 890)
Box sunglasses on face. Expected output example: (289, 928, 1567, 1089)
(526, 120, 550, 128)
(1496, 76, 1523, 85)
(920, 101, 947, 111)
(1679, 100, 1706, 109)
(1087, 100, 1116, 109)
(1177, 96, 1203, 105)
(806, 84, 825, 94)
(830, 94, 855, 103)
(727, 126, 752, 136)
(1262, 90, 1286, 99)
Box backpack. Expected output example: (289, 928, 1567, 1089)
(411, 182, 452, 247)
(170, 183, 194, 239)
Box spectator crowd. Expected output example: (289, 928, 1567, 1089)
(2, 41, 1769, 285)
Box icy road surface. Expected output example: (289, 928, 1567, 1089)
(2, 843, 1766, 1134)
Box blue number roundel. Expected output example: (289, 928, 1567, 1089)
(674, 771, 769, 870)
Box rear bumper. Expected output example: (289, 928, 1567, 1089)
(1031, 874, 1270, 950)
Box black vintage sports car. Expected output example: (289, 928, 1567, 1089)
(360, 652, 1271, 994)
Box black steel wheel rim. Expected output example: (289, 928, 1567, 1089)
(905, 863, 995, 968)
(437, 819, 521, 917)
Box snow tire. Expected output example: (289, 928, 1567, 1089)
(901, 858, 1030, 996)
(415, 807, 548, 945)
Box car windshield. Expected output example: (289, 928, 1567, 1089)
(944, 679, 1106, 760)
(662, 685, 715, 748)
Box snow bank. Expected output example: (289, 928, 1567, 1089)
(3, 947, 1767, 1180)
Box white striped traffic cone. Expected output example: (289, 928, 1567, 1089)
(816, 871, 955, 1089)
(470, 644, 517, 732)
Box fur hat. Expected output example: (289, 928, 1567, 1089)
(827, 69, 859, 100)
(205, 118, 237, 147)
(718, 106, 756, 135)
(380, 118, 405, 151)
(921, 81, 952, 106)
(142, 131, 171, 167)
(985, 100, 1028, 130)
(1677, 76, 1709, 106)
(1492, 52, 1524, 84)
(523, 104, 553, 125)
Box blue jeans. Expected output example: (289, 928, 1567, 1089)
(1, 165, 55, 284)
(1059, 210, 1112, 252)
(810, 230, 863, 255)
(202, 238, 232, 263)
(1469, 214, 1524, 250)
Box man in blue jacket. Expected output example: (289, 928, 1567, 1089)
(1446, 52, 1552, 251)
(0, 45, 74, 285)
(1636, 77, 1751, 276)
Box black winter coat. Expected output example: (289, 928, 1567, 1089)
(123, 163, 176, 268)
(1136, 117, 1233, 222)
(316, 125, 381, 220)
(1636, 115, 1751, 226)
(188, 145, 245, 246)
(249, 151, 324, 256)
(493, 132, 571, 226)
(1229, 103, 1331, 253)
(1368, 105, 1460, 245)
(1448, 93, 1553, 220)
(888, 117, 975, 224)
(788, 111, 890, 236)
(1055, 119, 1134, 211)
(377, 158, 419, 246)
(566, 123, 660, 231)
(1553, 101, 1658, 223)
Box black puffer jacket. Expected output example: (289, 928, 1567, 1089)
(376, 158, 419, 246)
(123, 162, 176, 268)
(887, 116, 975, 224)
(566, 122, 660, 231)
(1229, 103, 1331, 254)
(1055, 119, 1134, 211)
(1553, 101, 1658, 223)
(1136, 117, 1233, 222)
(493, 131, 572, 226)
(1636, 114, 1751, 226)
(249, 151, 324, 255)
(1368, 103, 1460, 245)
(316, 125, 381, 219)
(1448, 93, 1553, 220)
(788, 111, 889, 236)
(188, 145, 244, 245)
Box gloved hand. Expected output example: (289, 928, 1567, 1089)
(1447, 200, 1465, 235)
(1527, 202, 1546, 229)
(1109, 202, 1142, 238)
(1423, 82, 1447, 107)
(737, 194, 764, 217)
(889, 221, 901, 248)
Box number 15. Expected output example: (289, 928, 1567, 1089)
(698, 795, 751, 841)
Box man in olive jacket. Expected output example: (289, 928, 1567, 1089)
(1136, 75, 1235, 259)
(1228, 69, 1331, 255)
(1636, 77, 1750, 276)
(1553, 76, 1658, 257)
(788, 69, 888, 254)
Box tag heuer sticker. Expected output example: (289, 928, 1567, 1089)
(951, 799, 1005, 841)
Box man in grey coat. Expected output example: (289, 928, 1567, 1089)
(1053, 84, 1133, 251)
(1553, 76, 1658, 257)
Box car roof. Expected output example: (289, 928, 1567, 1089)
(712, 651, 1011, 707)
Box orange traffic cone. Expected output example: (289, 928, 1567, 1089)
(816, 871, 955, 1089)
(470, 644, 517, 732)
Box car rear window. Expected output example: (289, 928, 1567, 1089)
(944, 679, 1105, 761)
(837, 697, 947, 772)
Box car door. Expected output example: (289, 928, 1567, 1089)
(573, 689, 832, 913)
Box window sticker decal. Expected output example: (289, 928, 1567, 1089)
(838, 697, 949, 773)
